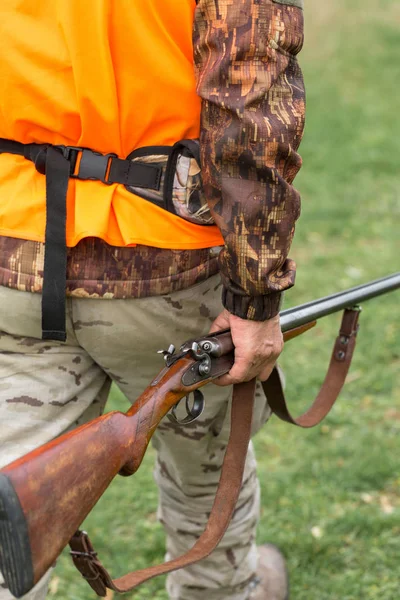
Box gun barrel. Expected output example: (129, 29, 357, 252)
(280, 272, 400, 332)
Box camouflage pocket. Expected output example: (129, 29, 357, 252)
(165, 140, 214, 226)
(272, 0, 304, 8)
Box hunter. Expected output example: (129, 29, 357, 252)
(0, 1, 305, 599)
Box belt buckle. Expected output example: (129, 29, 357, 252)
(76, 149, 117, 184)
(59, 146, 117, 184)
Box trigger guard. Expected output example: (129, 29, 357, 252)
(167, 390, 205, 425)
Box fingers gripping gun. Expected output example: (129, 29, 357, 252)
(0, 273, 399, 598)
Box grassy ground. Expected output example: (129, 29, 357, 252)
(51, 1, 400, 598)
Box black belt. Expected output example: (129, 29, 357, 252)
(0, 139, 162, 341)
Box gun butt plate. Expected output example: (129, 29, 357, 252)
(0, 473, 34, 597)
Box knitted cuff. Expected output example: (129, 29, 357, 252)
(222, 288, 283, 321)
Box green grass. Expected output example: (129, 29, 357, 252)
(51, 2, 400, 598)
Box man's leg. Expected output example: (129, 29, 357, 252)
(72, 275, 271, 600)
(0, 286, 111, 599)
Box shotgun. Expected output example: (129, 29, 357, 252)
(0, 272, 399, 598)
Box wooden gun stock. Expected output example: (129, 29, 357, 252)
(0, 342, 236, 597)
(0, 322, 315, 597)
(0, 411, 131, 596)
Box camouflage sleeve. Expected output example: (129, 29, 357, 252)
(193, 0, 305, 320)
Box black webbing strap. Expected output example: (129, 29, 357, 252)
(42, 147, 70, 341)
(0, 138, 162, 341)
(108, 158, 161, 188)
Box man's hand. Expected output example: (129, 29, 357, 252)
(209, 309, 283, 386)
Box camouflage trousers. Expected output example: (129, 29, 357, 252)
(0, 277, 271, 600)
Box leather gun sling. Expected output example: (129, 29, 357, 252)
(265, 308, 360, 427)
(69, 308, 360, 596)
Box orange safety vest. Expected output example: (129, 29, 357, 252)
(0, 0, 223, 251)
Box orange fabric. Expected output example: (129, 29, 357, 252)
(0, 0, 223, 250)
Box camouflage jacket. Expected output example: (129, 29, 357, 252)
(0, 0, 305, 320)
